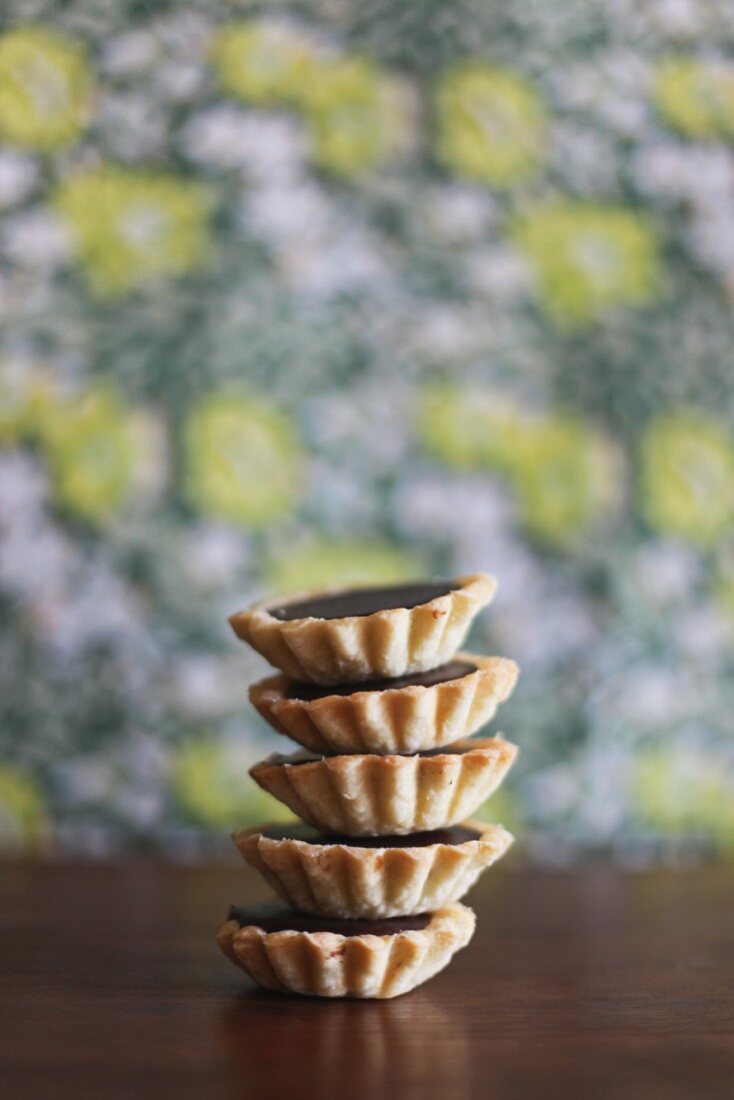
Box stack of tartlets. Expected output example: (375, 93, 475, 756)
(218, 573, 519, 1000)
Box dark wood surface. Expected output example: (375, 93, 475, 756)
(1, 859, 732, 1099)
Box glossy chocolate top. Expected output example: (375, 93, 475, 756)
(284, 659, 477, 701)
(227, 903, 431, 937)
(269, 580, 456, 622)
(260, 824, 481, 848)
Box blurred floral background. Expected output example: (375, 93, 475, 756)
(1, 0, 733, 862)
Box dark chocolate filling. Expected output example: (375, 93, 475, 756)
(227, 903, 431, 937)
(283, 742, 472, 767)
(269, 580, 456, 622)
(284, 659, 477, 701)
(261, 824, 481, 848)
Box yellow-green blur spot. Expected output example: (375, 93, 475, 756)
(640, 411, 734, 546)
(712, 548, 734, 624)
(54, 167, 210, 295)
(511, 416, 620, 548)
(417, 383, 526, 472)
(435, 62, 546, 187)
(513, 202, 661, 327)
(211, 20, 319, 104)
(304, 56, 408, 177)
(653, 57, 734, 139)
(185, 393, 301, 527)
(417, 384, 620, 548)
(171, 738, 296, 829)
(633, 747, 734, 854)
(0, 26, 91, 150)
(0, 365, 59, 445)
(473, 786, 522, 835)
(41, 386, 138, 523)
(0, 764, 48, 853)
(266, 538, 422, 594)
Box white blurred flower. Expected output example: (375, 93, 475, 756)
(153, 61, 205, 103)
(524, 764, 580, 819)
(0, 455, 77, 608)
(183, 108, 307, 180)
(592, 662, 706, 733)
(0, 451, 49, 530)
(632, 141, 699, 200)
(0, 152, 39, 209)
(152, 12, 211, 58)
(38, 563, 145, 657)
(277, 226, 390, 299)
(0, 269, 56, 322)
(578, 742, 630, 838)
(424, 185, 497, 244)
(492, 585, 597, 670)
(629, 540, 701, 606)
(394, 472, 513, 548)
(465, 247, 532, 303)
(303, 459, 378, 528)
(0, 461, 148, 657)
(100, 30, 160, 74)
(96, 93, 169, 160)
(305, 380, 412, 473)
(170, 653, 246, 718)
(0, 521, 75, 605)
(114, 789, 165, 828)
(688, 208, 734, 275)
(2, 210, 71, 269)
(550, 122, 619, 191)
(633, 142, 734, 206)
(395, 300, 498, 363)
(242, 181, 332, 246)
(646, 0, 703, 37)
(673, 604, 732, 664)
(179, 525, 249, 590)
(549, 51, 650, 136)
(53, 757, 116, 804)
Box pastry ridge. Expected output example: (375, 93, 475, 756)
(217, 902, 475, 998)
(249, 737, 518, 836)
(233, 819, 513, 918)
(229, 573, 497, 684)
(249, 653, 519, 755)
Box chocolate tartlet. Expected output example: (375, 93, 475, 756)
(232, 819, 513, 918)
(217, 901, 476, 999)
(228, 573, 496, 684)
(249, 736, 518, 836)
(250, 652, 519, 755)
(221, 569, 518, 998)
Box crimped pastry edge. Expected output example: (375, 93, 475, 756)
(217, 902, 475, 999)
(229, 573, 497, 684)
(232, 818, 513, 918)
(249, 653, 519, 755)
(249, 736, 518, 836)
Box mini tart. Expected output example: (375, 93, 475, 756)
(232, 819, 513, 919)
(217, 902, 475, 999)
(249, 653, 519, 755)
(229, 573, 496, 685)
(249, 736, 517, 836)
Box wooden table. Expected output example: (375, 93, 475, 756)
(1, 860, 731, 1098)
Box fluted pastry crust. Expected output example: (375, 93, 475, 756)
(217, 902, 475, 999)
(249, 653, 518, 755)
(233, 819, 513, 918)
(249, 736, 517, 836)
(229, 573, 497, 684)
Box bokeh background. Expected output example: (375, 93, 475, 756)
(1, 0, 733, 862)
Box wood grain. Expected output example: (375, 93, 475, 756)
(0, 859, 731, 1098)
